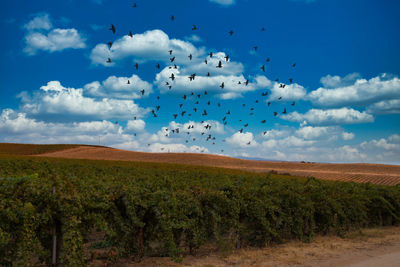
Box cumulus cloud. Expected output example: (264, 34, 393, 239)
(18, 81, 147, 122)
(154, 65, 270, 99)
(90, 29, 204, 66)
(281, 108, 374, 126)
(23, 13, 85, 55)
(148, 143, 209, 153)
(267, 82, 307, 102)
(308, 73, 400, 108)
(209, 0, 235, 6)
(126, 119, 146, 132)
(366, 99, 400, 114)
(226, 132, 257, 147)
(84, 74, 153, 99)
(24, 13, 52, 31)
(0, 108, 131, 145)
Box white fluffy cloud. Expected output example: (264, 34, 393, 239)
(154, 65, 271, 99)
(226, 132, 257, 148)
(24, 13, 52, 31)
(267, 82, 307, 102)
(308, 73, 400, 108)
(281, 107, 374, 126)
(18, 81, 147, 122)
(23, 14, 85, 55)
(90, 29, 204, 66)
(366, 99, 400, 114)
(209, 0, 235, 6)
(84, 74, 153, 99)
(126, 119, 146, 132)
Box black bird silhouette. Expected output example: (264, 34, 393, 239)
(133, 3, 137, 8)
(106, 58, 112, 63)
(135, 62, 139, 70)
(275, 78, 279, 82)
(204, 59, 208, 64)
(192, 25, 197, 30)
(253, 46, 258, 51)
(224, 55, 229, 62)
(209, 52, 213, 58)
(156, 63, 160, 69)
(129, 31, 133, 37)
(140, 89, 145, 95)
(273, 112, 278, 116)
(202, 110, 207, 116)
(169, 73, 175, 80)
(107, 41, 112, 49)
(157, 96, 160, 100)
(261, 27, 265, 31)
(127, 80, 130, 84)
(171, 15, 175, 21)
(266, 57, 270, 62)
(183, 94, 187, 100)
(168, 50, 173, 55)
(262, 92, 268, 96)
(220, 82, 225, 89)
(282, 108, 287, 114)
(226, 110, 231, 115)
(239, 128, 243, 133)
(244, 123, 248, 127)
(245, 79, 249, 86)
(207, 72, 210, 76)
(170, 56, 175, 62)
(261, 65, 265, 72)
(291, 101, 295, 106)
(229, 30, 234, 36)
(204, 90, 207, 95)
(181, 111, 186, 116)
(289, 78, 293, 84)
(279, 84, 286, 88)
(278, 97, 282, 100)
(247, 141, 251, 145)
(188, 54, 192, 60)
(109, 24, 116, 34)
(261, 120, 266, 123)
(267, 102, 271, 106)
(292, 62, 297, 67)
(216, 61, 223, 68)
(179, 104, 183, 108)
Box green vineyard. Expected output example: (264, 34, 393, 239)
(1, 154, 399, 266)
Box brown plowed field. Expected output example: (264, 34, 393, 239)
(37, 146, 400, 186)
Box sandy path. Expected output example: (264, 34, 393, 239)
(38, 146, 400, 185)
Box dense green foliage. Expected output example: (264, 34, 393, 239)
(1, 155, 399, 266)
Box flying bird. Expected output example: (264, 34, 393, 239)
(171, 15, 175, 21)
(216, 61, 223, 68)
(168, 50, 173, 55)
(261, 65, 265, 72)
(129, 31, 133, 37)
(107, 41, 112, 49)
(156, 63, 160, 69)
(140, 89, 145, 95)
(135, 62, 139, 70)
(220, 82, 225, 89)
(229, 30, 234, 36)
(109, 24, 116, 34)
(106, 58, 112, 63)
(192, 25, 197, 30)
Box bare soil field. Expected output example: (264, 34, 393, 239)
(89, 226, 400, 267)
(38, 145, 400, 185)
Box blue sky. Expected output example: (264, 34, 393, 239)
(1, 0, 399, 164)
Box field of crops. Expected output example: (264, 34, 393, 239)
(0, 143, 83, 155)
(1, 154, 400, 266)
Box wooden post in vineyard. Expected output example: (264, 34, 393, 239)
(52, 185, 57, 266)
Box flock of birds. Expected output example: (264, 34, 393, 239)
(104, 3, 298, 153)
